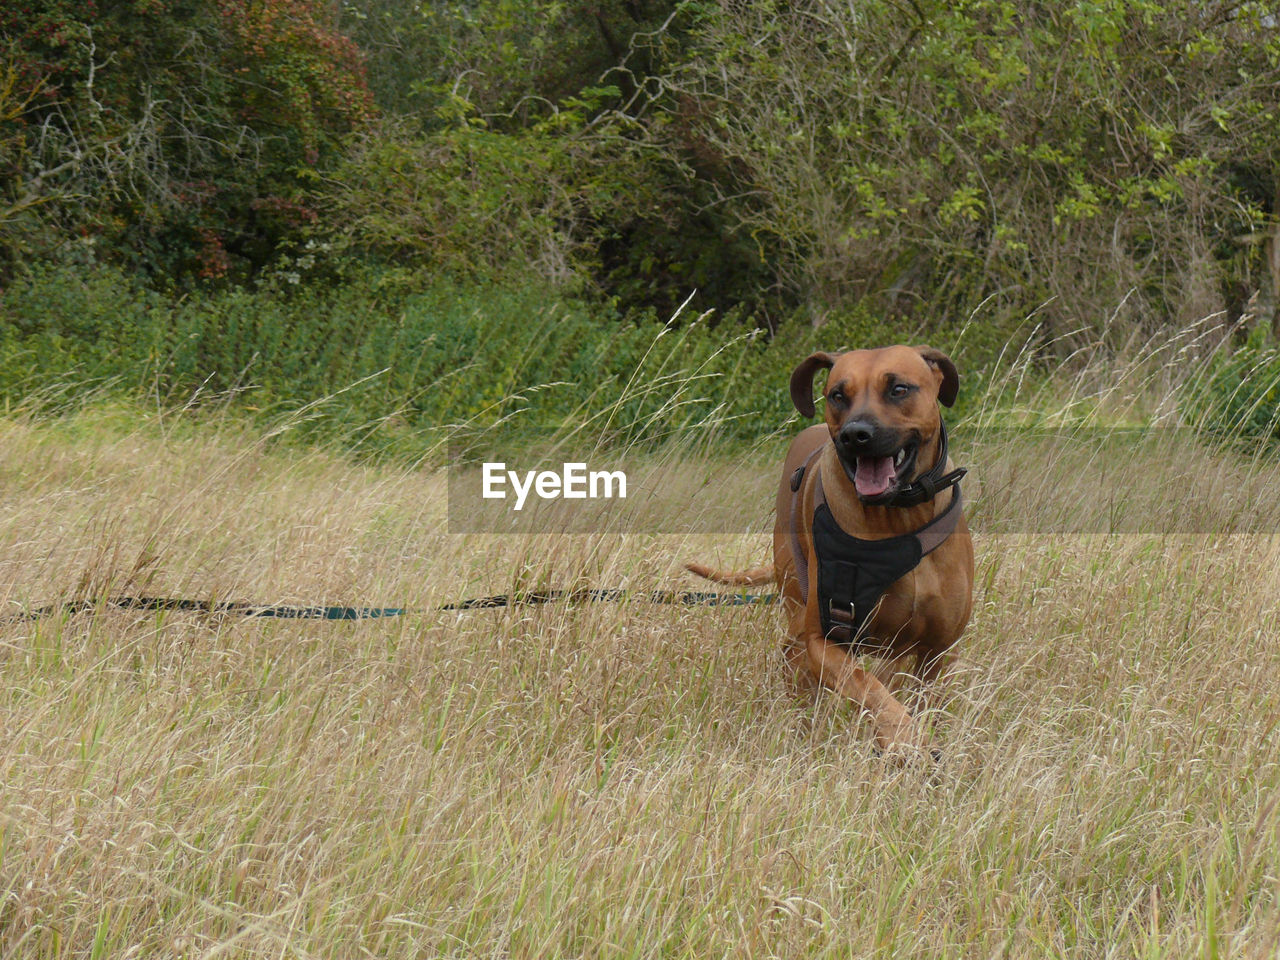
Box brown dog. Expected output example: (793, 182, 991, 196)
(689, 346, 973, 754)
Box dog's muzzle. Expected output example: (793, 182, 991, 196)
(835, 419, 966, 508)
(835, 420, 918, 502)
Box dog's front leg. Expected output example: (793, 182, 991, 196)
(872, 650, 917, 694)
(804, 635, 925, 754)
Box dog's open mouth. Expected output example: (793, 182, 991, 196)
(852, 446, 915, 500)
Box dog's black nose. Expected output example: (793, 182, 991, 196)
(840, 419, 876, 449)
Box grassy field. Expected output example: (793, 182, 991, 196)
(4, 401, 1280, 959)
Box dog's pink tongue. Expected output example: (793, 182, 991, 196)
(854, 456, 897, 497)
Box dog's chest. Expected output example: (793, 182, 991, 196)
(812, 503, 927, 648)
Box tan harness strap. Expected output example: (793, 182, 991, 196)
(789, 443, 827, 601)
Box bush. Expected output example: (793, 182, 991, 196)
(0, 0, 372, 280)
(0, 263, 795, 455)
(1181, 325, 1280, 447)
(667, 0, 1280, 335)
(0, 262, 168, 388)
(2, 261, 1020, 458)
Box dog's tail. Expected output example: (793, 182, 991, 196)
(684, 561, 775, 586)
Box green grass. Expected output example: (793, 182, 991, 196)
(1, 262, 1018, 462)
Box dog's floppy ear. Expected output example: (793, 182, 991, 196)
(915, 346, 959, 408)
(789, 351, 839, 418)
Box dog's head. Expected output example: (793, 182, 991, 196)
(790, 345, 958, 503)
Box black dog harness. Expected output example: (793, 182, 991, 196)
(789, 429, 965, 648)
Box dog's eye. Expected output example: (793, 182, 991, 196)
(889, 384, 912, 399)
(827, 390, 846, 406)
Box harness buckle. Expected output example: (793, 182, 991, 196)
(828, 600, 855, 625)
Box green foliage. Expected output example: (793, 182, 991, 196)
(1181, 324, 1280, 447)
(328, 1, 772, 320)
(1, 260, 1025, 459)
(7, 0, 1280, 402)
(0, 262, 167, 385)
(340, 0, 684, 123)
(329, 0, 1280, 334)
(324, 105, 774, 319)
(0, 61, 48, 269)
(0, 0, 372, 280)
(670, 0, 1280, 334)
(0, 262, 802, 456)
(326, 117, 600, 282)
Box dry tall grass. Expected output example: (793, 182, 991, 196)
(4, 383, 1280, 957)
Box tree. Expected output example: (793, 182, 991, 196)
(0, 0, 373, 280)
(664, 0, 1280, 335)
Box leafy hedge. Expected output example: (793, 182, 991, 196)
(13, 262, 1280, 458)
(0, 264, 820, 457)
(1181, 324, 1280, 449)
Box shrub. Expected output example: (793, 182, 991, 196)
(0, 0, 372, 280)
(666, 0, 1280, 335)
(1181, 325, 1280, 447)
(0, 263, 790, 455)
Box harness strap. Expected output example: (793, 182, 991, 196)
(872, 420, 967, 508)
(814, 467, 963, 558)
(789, 444, 826, 602)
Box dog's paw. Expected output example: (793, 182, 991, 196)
(874, 722, 936, 765)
